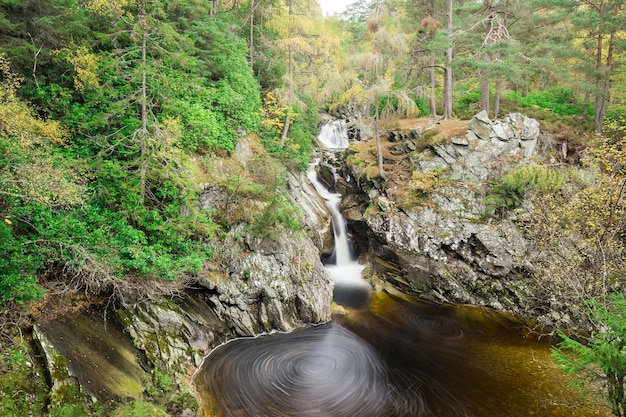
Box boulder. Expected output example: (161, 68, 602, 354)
(468, 110, 492, 139)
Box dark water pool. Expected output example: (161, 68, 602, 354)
(194, 292, 611, 417)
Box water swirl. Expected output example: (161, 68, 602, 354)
(196, 323, 393, 417)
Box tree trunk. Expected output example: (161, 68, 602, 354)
(139, 5, 148, 205)
(593, 30, 605, 133)
(211, 0, 218, 18)
(594, 32, 615, 133)
(494, 80, 502, 119)
(429, 58, 437, 117)
(281, 0, 294, 147)
(249, 0, 254, 69)
(280, 112, 290, 148)
(480, 80, 490, 115)
(443, 0, 453, 119)
(375, 100, 387, 180)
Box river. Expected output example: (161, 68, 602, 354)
(193, 123, 611, 417)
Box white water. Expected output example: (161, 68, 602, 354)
(310, 124, 370, 297)
(317, 120, 350, 150)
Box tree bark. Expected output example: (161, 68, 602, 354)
(443, 0, 453, 119)
(594, 31, 615, 133)
(139, 3, 148, 205)
(249, 0, 254, 69)
(375, 99, 387, 180)
(494, 80, 502, 119)
(429, 58, 437, 117)
(280, 0, 294, 147)
(480, 80, 490, 114)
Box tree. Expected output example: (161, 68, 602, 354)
(332, 4, 417, 179)
(577, 0, 626, 133)
(443, 0, 453, 119)
(553, 293, 626, 417)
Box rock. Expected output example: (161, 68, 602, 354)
(344, 111, 557, 324)
(316, 163, 335, 189)
(389, 144, 407, 155)
(466, 130, 479, 141)
(468, 110, 492, 139)
(287, 169, 332, 252)
(233, 133, 253, 165)
(491, 121, 515, 141)
(433, 144, 457, 164)
(451, 136, 469, 146)
(340, 193, 364, 221)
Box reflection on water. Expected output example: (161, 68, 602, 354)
(193, 292, 611, 417)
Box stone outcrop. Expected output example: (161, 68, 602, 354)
(342, 112, 560, 325)
(118, 229, 333, 382)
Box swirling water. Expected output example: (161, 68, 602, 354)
(194, 293, 610, 417)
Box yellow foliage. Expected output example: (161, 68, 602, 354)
(85, 0, 131, 17)
(61, 46, 100, 92)
(519, 139, 626, 306)
(0, 60, 84, 207)
(262, 92, 287, 133)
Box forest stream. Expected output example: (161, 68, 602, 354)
(191, 125, 612, 417)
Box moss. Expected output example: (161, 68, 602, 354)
(111, 401, 170, 417)
(0, 339, 48, 416)
(50, 382, 84, 406)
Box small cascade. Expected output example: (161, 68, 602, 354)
(317, 120, 350, 150)
(307, 158, 370, 308)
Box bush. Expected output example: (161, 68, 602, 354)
(485, 164, 566, 213)
(552, 293, 626, 417)
(507, 87, 591, 116)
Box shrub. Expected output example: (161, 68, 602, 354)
(552, 293, 626, 417)
(507, 87, 591, 116)
(485, 164, 566, 213)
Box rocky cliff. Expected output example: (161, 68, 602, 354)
(338, 111, 567, 328)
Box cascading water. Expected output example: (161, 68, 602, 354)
(192, 121, 601, 417)
(306, 158, 371, 308)
(317, 120, 350, 150)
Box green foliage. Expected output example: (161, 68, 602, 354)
(0, 223, 45, 304)
(454, 89, 482, 120)
(48, 404, 92, 417)
(486, 164, 566, 213)
(507, 87, 592, 117)
(249, 193, 303, 239)
(603, 107, 626, 140)
(0, 339, 47, 416)
(111, 401, 170, 417)
(145, 368, 197, 415)
(552, 292, 626, 417)
(260, 93, 317, 171)
(370, 93, 422, 119)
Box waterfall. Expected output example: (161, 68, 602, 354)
(317, 120, 350, 150)
(311, 121, 370, 305)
